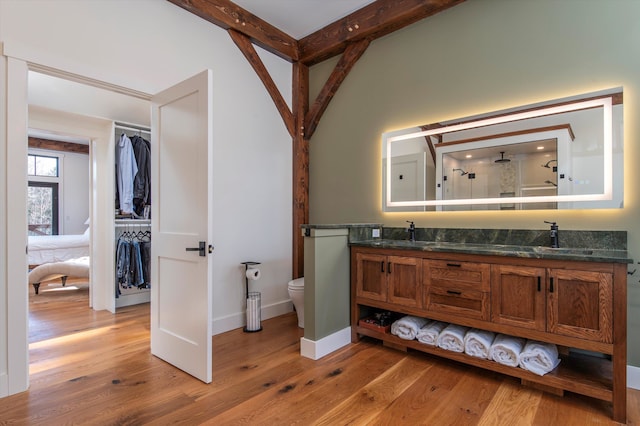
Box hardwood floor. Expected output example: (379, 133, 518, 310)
(1, 281, 638, 425)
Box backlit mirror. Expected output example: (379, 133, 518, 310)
(382, 89, 623, 211)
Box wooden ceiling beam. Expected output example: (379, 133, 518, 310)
(168, 0, 466, 279)
(292, 62, 309, 279)
(28, 137, 89, 154)
(304, 39, 370, 139)
(298, 0, 466, 66)
(167, 0, 298, 62)
(228, 29, 295, 137)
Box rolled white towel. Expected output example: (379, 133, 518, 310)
(464, 328, 496, 359)
(489, 334, 526, 367)
(519, 340, 561, 376)
(416, 321, 448, 346)
(390, 315, 429, 340)
(436, 324, 469, 352)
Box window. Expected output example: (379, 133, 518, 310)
(28, 154, 59, 177)
(28, 181, 59, 235)
(27, 153, 61, 236)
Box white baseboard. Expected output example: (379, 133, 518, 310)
(300, 327, 351, 360)
(629, 365, 640, 390)
(0, 373, 7, 398)
(211, 299, 293, 335)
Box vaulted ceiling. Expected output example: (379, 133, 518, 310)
(168, 0, 465, 65)
(232, 0, 377, 39)
(167, 0, 466, 277)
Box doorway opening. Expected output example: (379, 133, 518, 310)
(25, 69, 151, 375)
(26, 130, 92, 343)
(5, 56, 214, 395)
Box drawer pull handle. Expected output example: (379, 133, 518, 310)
(446, 263, 461, 267)
(381, 261, 385, 273)
(388, 262, 391, 273)
(550, 277, 554, 293)
(446, 290, 462, 295)
(537, 276, 541, 292)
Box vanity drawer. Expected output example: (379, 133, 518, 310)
(423, 259, 491, 320)
(425, 285, 490, 320)
(424, 259, 491, 291)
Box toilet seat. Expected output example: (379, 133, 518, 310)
(288, 277, 304, 288)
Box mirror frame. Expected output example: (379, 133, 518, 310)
(383, 90, 619, 210)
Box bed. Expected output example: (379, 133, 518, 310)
(28, 228, 90, 266)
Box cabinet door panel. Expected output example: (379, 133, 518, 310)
(491, 265, 546, 331)
(387, 256, 422, 307)
(356, 253, 387, 301)
(548, 269, 613, 343)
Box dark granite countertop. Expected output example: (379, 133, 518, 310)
(350, 239, 632, 264)
(301, 223, 383, 229)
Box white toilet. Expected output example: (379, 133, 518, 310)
(288, 277, 305, 328)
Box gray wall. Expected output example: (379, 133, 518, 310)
(308, 0, 640, 365)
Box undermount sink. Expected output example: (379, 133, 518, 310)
(532, 246, 594, 255)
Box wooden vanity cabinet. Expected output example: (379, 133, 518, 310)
(424, 259, 491, 321)
(351, 245, 628, 423)
(354, 252, 387, 302)
(491, 265, 613, 343)
(491, 265, 547, 331)
(355, 251, 422, 308)
(388, 256, 423, 307)
(547, 268, 613, 343)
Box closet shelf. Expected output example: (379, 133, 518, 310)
(115, 219, 150, 227)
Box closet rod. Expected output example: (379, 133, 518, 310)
(115, 124, 151, 134)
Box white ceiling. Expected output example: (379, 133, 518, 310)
(232, 0, 376, 39)
(27, 1, 378, 144)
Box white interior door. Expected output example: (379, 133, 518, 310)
(150, 70, 213, 383)
(388, 153, 427, 212)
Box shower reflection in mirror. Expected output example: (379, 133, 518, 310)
(382, 88, 623, 211)
(440, 138, 560, 210)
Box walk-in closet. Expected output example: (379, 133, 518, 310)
(115, 123, 151, 307)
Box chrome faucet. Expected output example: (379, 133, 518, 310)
(407, 221, 416, 242)
(544, 221, 559, 248)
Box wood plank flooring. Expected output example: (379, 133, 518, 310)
(1, 280, 638, 425)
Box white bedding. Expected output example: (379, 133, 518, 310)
(28, 229, 90, 265)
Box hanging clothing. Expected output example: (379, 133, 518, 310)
(116, 133, 138, 214)
(116, 237, 132, 290)
(141, 241, 151, 287)
(131, 135, 151, 216)
(131, 240, 144, 287)
(115, 232, 152, 297)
